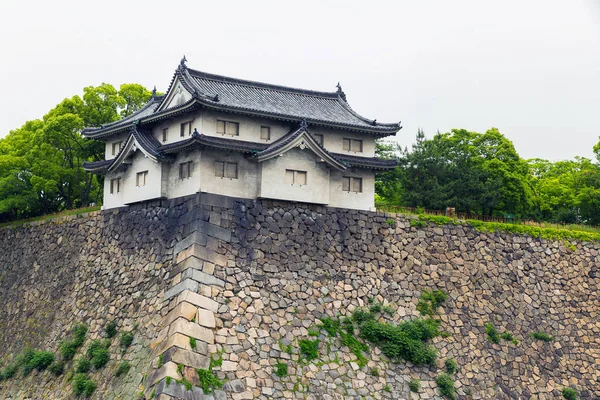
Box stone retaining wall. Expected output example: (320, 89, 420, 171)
(0, 193, 598, 399)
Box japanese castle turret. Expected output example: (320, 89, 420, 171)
(83, 57, 401, 210)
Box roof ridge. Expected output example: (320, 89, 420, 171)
(186, 67, 340, 99)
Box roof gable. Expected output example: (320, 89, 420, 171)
(256, 124, 347, 171)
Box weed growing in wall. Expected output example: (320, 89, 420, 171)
(299, 339, 320, 362)
(485, 323, 500, 344)
(48, 360, 65, 376)
(119, 331, 134, 350)
(18, 349, 55, 376)
(417, 290, 448, 316)
(435, 373, 457, 400)
(562, 387, 577, 400)
(189, 337, 197, 349)
(531, 331, 554, 342)
(500, 332, 519, 345)
(75, 358, 91, 373)
(445, 358, 458, 374)
(274, 360, 288, 377)
(104, 321, 118, 339)
(115, 361, 131, 377)
(72, 373, 96, 397)
(196, 354, 224, 394)
(86, 339, 111, 369)
(59, 323, 88, 361)
(408, 378, 421, 392)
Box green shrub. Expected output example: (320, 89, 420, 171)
(298, 339, 320, 362)
(531, 331, 554, 342)
(385, 218, 395, 227)
(416, 290, 447, 316)
(410, 219, 427, 228)
(382, 305, 395, 316)
(75, 358, 91, 373)
(445, 358, 458, 374)
(120, 331, 134, 350)
(320, 317, 340, 337)
(562, 387, 577, 400)
(408, 378, 421, 392)
(115, 361, 131, 377)
(59, 323, 88, 361)
(49, 360, 65, 376)
(105, 321, 118, 339)
(339, 330, 368, 367)
(0, 363, 18, 380)
(369, 303, 382, 314)
(274, 360, 288, 377)
(197, 368, 223, 393)
(19, 349, 55, 376)
(500, 332, 519, 344)
(189, 337, 197, 349)
(90, 348, 110, 369)
(435, 373, 457, 399)
(485, 323, 500, 344)
(72, 373, 96, 397)
(357, 313, 440, 365)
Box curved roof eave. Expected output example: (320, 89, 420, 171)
(256, 126, 347, 171)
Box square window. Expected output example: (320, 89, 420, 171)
(215, 161, 238, 179)
(179, 161, 192, 179)
(343, 138, 350, 151)
(110, 178, 121, 194)
(225, 162, 238, 179)
(343, 138, 363, 152)
(136, 171, 148, 187)
(217, 120, 239, 136)
(180, 122, 192, 137)
(286, 169, 307, 185)
(216, 120, 226, 135)
(342, 176, 362, 193)
(260, 126, 271, 140)
(112, 141, 122, 156)
(342, 177, 350, 192)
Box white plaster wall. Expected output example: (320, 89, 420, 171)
(259, 148, 330, 205)
(328, 169, 375, 211)
(199, 149, 260, 199)
(104, 132, 129, 160)
(102, 171, 125, 209)
(151, 111, 201, 145)
(121, 152, 163, 205)
(200, 110, 292, 143)
(309, 127, 376, 157)
(166, 150, 202, 199)
(160, 79, 193, 111)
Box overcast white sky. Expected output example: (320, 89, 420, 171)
(1, 0, 599, 161)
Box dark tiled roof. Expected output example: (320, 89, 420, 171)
(158, 130, 269, 154)
(332, 153, 399, 170)
(82, 95, 164, 138)
(82, 159, 112, 172)
(82, 60, 401, 139)
(132, 125, 162, 158)
(184, 67, 400, 134)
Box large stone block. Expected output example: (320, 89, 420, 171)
(196, 307, 216, 328)
(176, 290, 219, 313)
(182, 268, 225, 287)
(169, 317, 215, 344)
(162, 346, 211, 370)
(174, 231, 208, 255)
(164, 279, 200, 302)
(176, 244, 227, 267)
(163, 301, 198, 327)
(170, 256, 204, 279)
(152, 333, 193, 358)
(146, 362, 182, 387)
